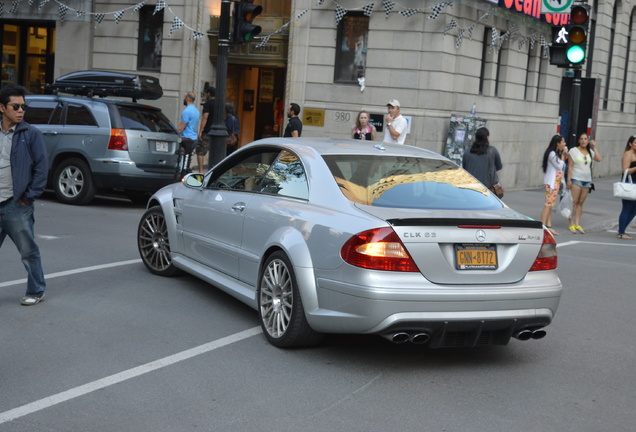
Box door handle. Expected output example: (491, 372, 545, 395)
(231, 202, 246, 212)
(43, 131, 58, 135)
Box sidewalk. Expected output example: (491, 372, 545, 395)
(502, 176, 624, 235)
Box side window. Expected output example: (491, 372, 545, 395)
(208, 150, 281, 191)
(65, 104, 98, 127)
(24, 100, 60, 125)
(259, 150, 309, 199)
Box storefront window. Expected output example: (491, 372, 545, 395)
(334, 14, 369, 84)
(137, 6, 163, 71)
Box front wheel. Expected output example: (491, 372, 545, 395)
(258, 251, 323, 348)
(53, 158, 96, 205)
(137, 206, 180, 277)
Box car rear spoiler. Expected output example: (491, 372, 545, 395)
(47, 70, 163, 101)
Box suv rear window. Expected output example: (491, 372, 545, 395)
(117, 105, 176, 133)
(323, 155, 502, 210)
(66, 104, 98, 126)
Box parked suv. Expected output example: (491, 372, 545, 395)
(24, 87, 180, 205)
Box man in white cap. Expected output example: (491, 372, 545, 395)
(383, 99, 407, 145)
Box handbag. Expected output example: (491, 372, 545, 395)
(613, 169, 636, 200)
(225, 115, 237, 148)
(488, 148, 504, 199)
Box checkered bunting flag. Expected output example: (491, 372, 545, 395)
(362, 3, 374, 17)
(188, 31, 204, 40)
(58, 3, 68, 22)
(0, 4, 4, 17)
(467, 23, 475, 40)
(540, 34, 548, 58)
(383, 0, 395, 18)
(529, 34, 536, 50)
(518, 37, 526, 50)
(114, 10, 125, 25)
(76, 9, 85, 17)
(429, 0, 452, 20)
(10, 1, 20, 14)
(134, 2, 145, 12)
(255, 35, 270, 49)
(38, 0, 49, 11)
(94, 13, 105, 27)
(455, 28, 464, 49)
(169, 16, 184, 36)
(335, 4, 347, 25)
(489, 26, 499, 52)
(154, 0, 166, 15)
(443, 18, 457, 35)
(399, 9, 419, 17)
(296, 9, 308, 19)
(317, 0, 325, 5)
(29, 0, 35, 6)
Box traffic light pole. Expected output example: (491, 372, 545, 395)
(208, 0, 231, 164)
(569, 67, 582, 148)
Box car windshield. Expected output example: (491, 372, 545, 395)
(118, 106, 177, 133)
(322, 155, 503, 210)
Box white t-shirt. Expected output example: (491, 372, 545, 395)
(383, 114, 407, 145)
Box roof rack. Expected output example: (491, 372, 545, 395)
(47, 70, 163, 102)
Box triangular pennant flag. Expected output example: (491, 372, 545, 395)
(169, 16, 184, 36)
(467, 23, 475, 40)
(443, 18, 457, 35)
(255, 35, 271, 49)
(429, 0, 452, 20)
(10, 0, 19, 14)
(58, 3, 68, 22)
(362, 3, 374, 17)
(0, 3, 4, 17)
(114, 10, 125, 24)
(38, 0, 49, 11)
(518, 37, 526, 50)
(399, 9, 419, 17)
(76, 10, 84, 17)
(94, 13, 105, 27)
(455, 28, 464, 49)
(134, 2, 145, 12)
(296, 9, 308, 19)
(317, 0, 325, 5)
(383, 0, 395, 18)
(335, 4, 347, 25)
(28, 0, 35, 5)
(188, 31, 204, 40)
(529, 34, 536, 50)
(153, 0, 166, 15)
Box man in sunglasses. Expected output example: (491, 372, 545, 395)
(0, 84, 49, 305)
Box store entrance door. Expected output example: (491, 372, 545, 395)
(226, 65, 286, 147)
(1, 22, 55, 93)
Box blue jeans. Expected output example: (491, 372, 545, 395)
(618, 199, 636, 234)
(0, 199, 46, 296)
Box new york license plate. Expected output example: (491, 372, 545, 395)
(455, 244, 498, 270)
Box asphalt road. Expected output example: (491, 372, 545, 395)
(1, 193, 635, 432)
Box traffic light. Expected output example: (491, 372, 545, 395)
(232, 0, 263, 44)
(566, 3, 590, 65)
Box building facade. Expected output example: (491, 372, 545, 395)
(1, 0, 634, 188)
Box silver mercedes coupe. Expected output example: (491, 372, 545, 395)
(137, 138, 562, 348)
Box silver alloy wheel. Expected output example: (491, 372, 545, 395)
(260, 258, 293, 338)
(58, 165, 85, 199)
(137, 206, 178, 276)
(53, 158, 96, 205)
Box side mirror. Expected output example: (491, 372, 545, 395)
(183, 172, 204, 188)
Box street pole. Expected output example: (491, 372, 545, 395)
(208, 0, 231, 164)
(569, 67, 582, 148)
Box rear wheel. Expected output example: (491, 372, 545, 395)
(53, 158, 96, 205)
(258, 251, 323, 348)
(137, 206, 180, 276)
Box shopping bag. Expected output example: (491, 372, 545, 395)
(558, 188, 573, 218)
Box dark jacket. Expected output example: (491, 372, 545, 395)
(9, 120, 48, 205)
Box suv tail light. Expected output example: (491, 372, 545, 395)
(108, 128, 128, 151)
(529, 229, 558, 271)
(341, 227, 419, 272)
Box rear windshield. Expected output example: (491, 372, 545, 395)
(117, 105, 177, 134)
(322, 155, 503, 210)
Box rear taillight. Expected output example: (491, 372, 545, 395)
(529, 229, 558, 271)
(107, 128, 128, 151)
(341, 227, 419, 272)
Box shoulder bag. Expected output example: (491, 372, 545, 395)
(489, 148, 504, 199)
(613, 169, 636, 200)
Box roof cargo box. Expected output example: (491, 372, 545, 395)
(49, 70, 163, 101)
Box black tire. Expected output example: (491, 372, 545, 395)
(127, 191, 150, 205)
(53, 158, 96, 205)
(137, 206, 180, 277)
(258, 251, 323, 348)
